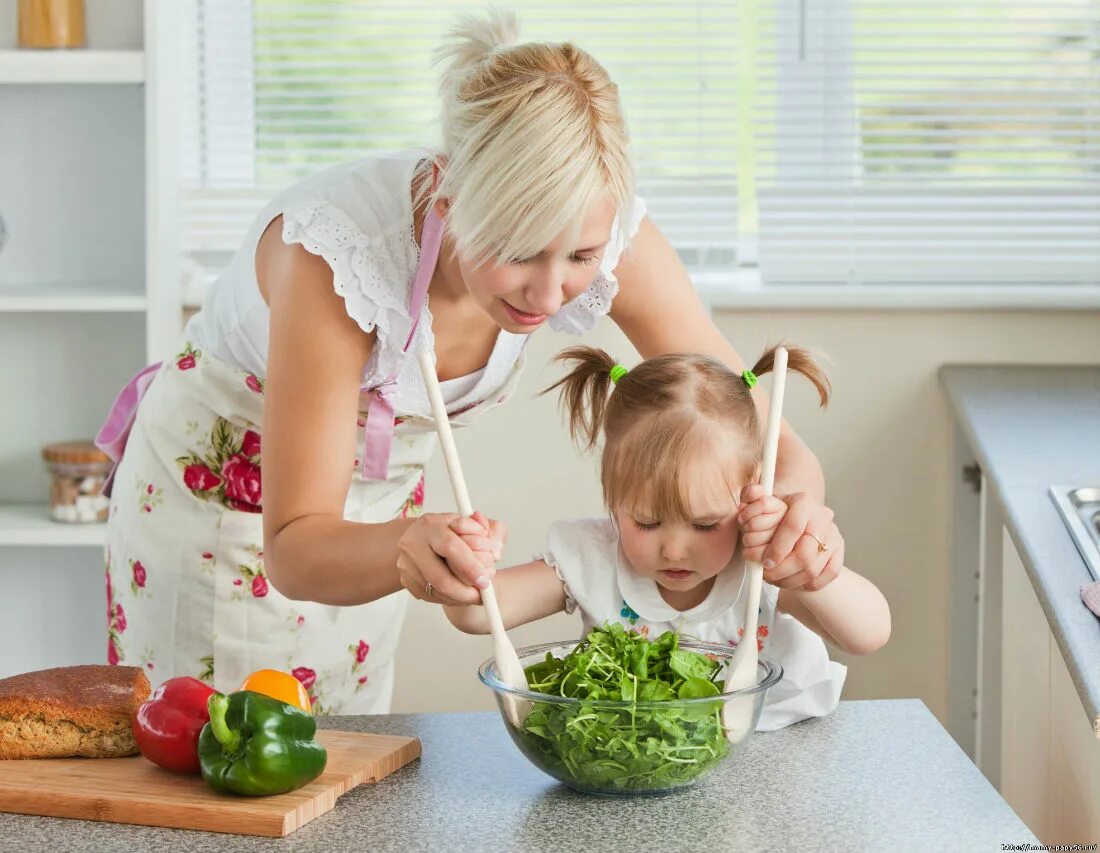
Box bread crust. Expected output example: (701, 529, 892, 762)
(0, 665, 152, 759)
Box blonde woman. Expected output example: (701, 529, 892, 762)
(97, 10, 838, 714)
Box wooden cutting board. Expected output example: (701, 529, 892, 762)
(0, 729, 420, 837)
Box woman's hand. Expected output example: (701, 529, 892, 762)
(397, 511, 506, 606)
(737, 485, 843, 592)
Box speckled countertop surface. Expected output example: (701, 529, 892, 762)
(941, 365, 1100, 735)
(0, 701, 1034, 851)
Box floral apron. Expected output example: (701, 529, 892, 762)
(99, 210, 525, 714)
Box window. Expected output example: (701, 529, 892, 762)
(180, 1, 1100, 305)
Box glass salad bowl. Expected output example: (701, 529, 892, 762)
(478, 631, 782, 796)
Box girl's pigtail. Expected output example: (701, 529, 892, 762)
(540, 346, 619, 450)
(751, 344, 831, 407)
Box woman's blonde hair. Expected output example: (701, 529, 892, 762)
(543, 346, 831, 519)
(420, 8, 634, 265)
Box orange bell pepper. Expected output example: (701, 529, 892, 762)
(239, 669, 312, 714)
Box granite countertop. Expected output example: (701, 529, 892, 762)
(0, 701, 1034, 851)
(941, 365, 1100, 736)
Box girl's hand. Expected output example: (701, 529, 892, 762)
(397, 511, 507, 606)
(451, 510, 505, 569)
(737, 486, 788, 564)
(737, 485, 842, 592)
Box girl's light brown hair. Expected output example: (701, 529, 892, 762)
(542, 346, 830, 520)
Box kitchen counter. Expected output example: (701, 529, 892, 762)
(941, 365, 1100, 735)
(0, 701, 1035, 851)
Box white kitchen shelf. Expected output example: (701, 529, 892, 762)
(0, 50, 144, 84)
(0, 282, 146, 312)
(0, 503, 106, 547)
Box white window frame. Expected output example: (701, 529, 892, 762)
(177, 0, 1100, 311)
(719, 0, 1100, 308)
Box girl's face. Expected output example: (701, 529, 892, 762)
(614, 466, 745, 595)
(458, 195, 618, 333)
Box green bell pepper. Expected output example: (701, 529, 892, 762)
(198, 690, 327, 796)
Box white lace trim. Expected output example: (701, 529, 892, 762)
(537, 550, 578, 615)
(281, 199, 419, 387)
(548, 275, 620, 336)
(548, 194, 647, 336)
(281, 197, 527, 413)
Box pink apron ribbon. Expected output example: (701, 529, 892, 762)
(358, 380, 398, 480)
(94, 361, 163, 498)
(355, 207, 444, 480)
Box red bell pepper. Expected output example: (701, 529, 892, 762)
(132, 676, 217, 773)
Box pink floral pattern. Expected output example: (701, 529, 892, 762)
(348, 639, 371, 692)
(176, 343, 200, 371)
(448, 401, 478, 418)
(734, 623, 769, 653)
(291, 667, 326, 714)
(293, 667, 316, 691)
(284, 612, 308, 636)
(135, 478, 164, 514)
(130, 560, 147, 596)
(177, 419, 262, 513)
(184, 464, 220, 491)
(105, 558, 126, 665)
(232, 548, 268, 601)
(399, 474, 426, 520)
(245, 373, 264, 394)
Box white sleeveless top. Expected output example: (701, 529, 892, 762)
(185, 149, 648, 412)
(538, 518, 848, 732)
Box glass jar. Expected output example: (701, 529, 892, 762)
(42, 441, 111, 524)
(18, 0, 86, 49)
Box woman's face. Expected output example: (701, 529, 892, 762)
(458, 194, 618, 333)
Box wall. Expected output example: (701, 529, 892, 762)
(392, 308, 1100, 724)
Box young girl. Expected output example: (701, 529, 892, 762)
(436, 345, 891, 729)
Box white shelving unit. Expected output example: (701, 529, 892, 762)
(0, 281, 146, 312)
(0, 504, 107, 547)
(0, 0, 182, 678)
(0, 48, 143, 83)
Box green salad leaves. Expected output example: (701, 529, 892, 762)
(518, 623, 731, 792)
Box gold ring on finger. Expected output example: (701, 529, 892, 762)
(425, 581, 434, 598)
(809, 533, 829, 553)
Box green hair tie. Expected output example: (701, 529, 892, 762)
(609, 364, 628, 385)
(742, 369, 758, 389)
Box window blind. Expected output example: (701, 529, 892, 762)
(181, 0, 1100, 295)
(752, 0, 1100, 287)
(181, 0, 740, 291)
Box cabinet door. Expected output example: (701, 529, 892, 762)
(1000, 529, 1051, 840)
(1047, 636, 1100, 842)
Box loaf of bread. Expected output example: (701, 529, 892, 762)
(0, 665, 151, 759)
